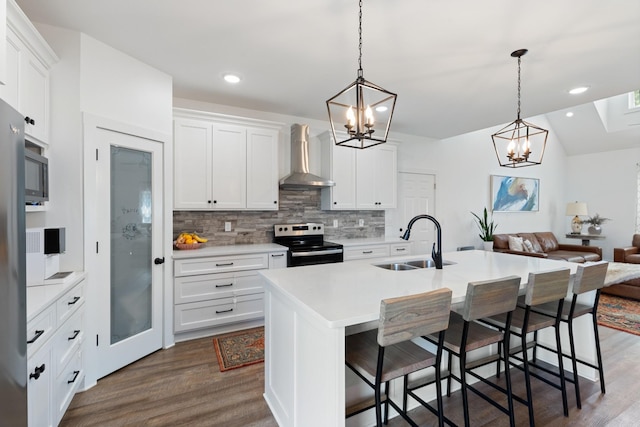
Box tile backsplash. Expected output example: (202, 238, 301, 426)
(173, 189, 384, 245)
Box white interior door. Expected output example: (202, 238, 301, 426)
(397, 172, 436, 255)
(94, 128, 164, 380)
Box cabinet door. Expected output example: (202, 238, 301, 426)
(21, 51, 50, 144)
(28, 345, 53, 427)
(212, 124, 246, 209)
(374, 145, 397, 209)
(0, 28, 20, 110)
(173, 118, 213, 209)
(246, 127, 279, 210)
(321, 140, 356, 210)
(269, 251, 287, 269)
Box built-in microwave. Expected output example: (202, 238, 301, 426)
(24, 149, 49, 204)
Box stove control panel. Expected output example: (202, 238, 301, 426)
(274, 223, 324, 237)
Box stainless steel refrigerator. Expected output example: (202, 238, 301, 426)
(0, 98, 27, 425)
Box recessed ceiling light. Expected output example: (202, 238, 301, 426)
(569, 86, 589, 95)
(223, 74, 241, 84)
(566, 112, 574, 117)
(375, 106, 388, 113)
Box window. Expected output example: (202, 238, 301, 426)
(630, 90, 640, 109)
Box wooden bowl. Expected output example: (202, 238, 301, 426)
(174, 242, 202, 250)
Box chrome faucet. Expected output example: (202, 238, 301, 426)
(401, 214, 443, 269)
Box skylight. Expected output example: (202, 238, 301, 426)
(630, 90, 640, 109)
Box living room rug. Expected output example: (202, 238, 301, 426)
(213, 327, 264, 372)
(597, 294, 640, 336)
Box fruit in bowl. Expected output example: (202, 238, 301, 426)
(175, 232, 208, 249)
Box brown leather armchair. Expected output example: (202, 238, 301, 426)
(610, 234, 640, 300)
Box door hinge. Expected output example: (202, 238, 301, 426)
(96, 148, 98, 161)
(96, 241, 99, 253)
(96, 334, 99, 346)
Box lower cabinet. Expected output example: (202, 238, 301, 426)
(173, 250, 287, 339)
(27, 277, 85, 427)
(343, 241, 413, 261)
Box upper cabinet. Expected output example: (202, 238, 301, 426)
(0, 0, 58, 145)
(320, 132, 397, 210)
(173, 109, 282, 211)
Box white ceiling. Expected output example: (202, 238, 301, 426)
(15, 0, 640, 154)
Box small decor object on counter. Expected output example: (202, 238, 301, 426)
(471, 207, 497, 251)
(582, 214, 611, 235)
(174, 231, 207, 249)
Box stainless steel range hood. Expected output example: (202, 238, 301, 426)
(279, 124, 335, 189)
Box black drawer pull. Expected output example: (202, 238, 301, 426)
(30, 364, 45, 380)
(215, 262, 234, 267)
(67, 370, 80, 384)
(271, 253, 284, 257)
(396, 248, 406, 252)
(68, 330, 81, 341)
(362, 250, 373, 254)
(68, 296, 81, 305)
(215, 308, 233, 314)
(27, 330, 44, 344)
(215, 283, 233, 288)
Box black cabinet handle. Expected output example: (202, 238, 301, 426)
(215, 308, 233, 314)
(273, 200, 277, 204)
(213, 200, 217, 204)
(67, 370, 80, 384)
(27, 329, 44, 344)
(30, 364, 45, 380)
(333, 201, 337, 205)
(24, 116, 35, 125)
(154, 257, 165, 265)
(68, 296, 81, 305)
(362, 250, 373, 254)
(207, 200, 212, 204)
(215, 262, 234, 267)
(271, 253, 284, 257)
(68, 330, 81, 341)
(215, 283, 233, 288)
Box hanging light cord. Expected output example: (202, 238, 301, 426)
(357, 0, 363, 78)
(516, 55, 521, 120)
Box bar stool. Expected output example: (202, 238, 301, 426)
(530, 261, 609, 408)
(482, 268, 571, 426)
(413, 275, 521, 427)
(345, 288, 452, 427)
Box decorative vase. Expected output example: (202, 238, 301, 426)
(483, 241, 493, 251)
(588, 225, 602, 235)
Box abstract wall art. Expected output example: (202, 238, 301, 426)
(491, 175, 539, 212)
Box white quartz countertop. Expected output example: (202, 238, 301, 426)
(27, 271, 87, 321)
(172, 243, 287, 259)
(259, 250, 580, 329)
(331, 236, 407, 246)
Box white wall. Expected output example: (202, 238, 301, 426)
(567, 147, 640, 260)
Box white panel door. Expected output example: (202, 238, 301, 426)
(173, 118, 212, 209)
(397, 172, 436, 255)
(246, 127, 279, 210)
(212, 124, 246, 209)
(94, 128, 164, 380)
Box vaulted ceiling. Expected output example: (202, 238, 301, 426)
(16, 0, 640, 154)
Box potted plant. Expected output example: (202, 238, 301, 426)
(471, 207, 498, 251)
(582, 213, 611, 235)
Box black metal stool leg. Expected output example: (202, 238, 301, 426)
(555, 323, 569, 417)
(592, 311, 606, 394)
(567, 317, 582, 408)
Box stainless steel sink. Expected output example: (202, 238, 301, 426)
(374, 263, 419, 271)
(373, 259, 455, 270)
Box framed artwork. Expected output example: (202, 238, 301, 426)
(491, 175, 539, 212)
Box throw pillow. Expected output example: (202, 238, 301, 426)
(508, 235, 524, 252)
(523, 239, 534, 253)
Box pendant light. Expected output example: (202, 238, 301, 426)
(326, 0, 397, 149)
(492, 49, 548, 167)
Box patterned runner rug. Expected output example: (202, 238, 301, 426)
(213, 327, 265, 372)
(597, 294, 640, 336)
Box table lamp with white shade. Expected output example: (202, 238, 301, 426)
(566, 202, 588, 234)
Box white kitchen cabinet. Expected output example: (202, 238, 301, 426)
(0, 0, 58, 145)
(389, 242, 412, 256)
(173, 248, 286, 340)
(26, 275, 85, 427)
(320, 132, 397, 210)
(342, 240, 412, 261)
(173, 109, 282, 211)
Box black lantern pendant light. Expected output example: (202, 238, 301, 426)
(326, 0, 397, 149)
(492, 49, 548, 167)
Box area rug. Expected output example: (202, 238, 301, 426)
(597, 294, 640, 336)
(212, 327, 264, 372)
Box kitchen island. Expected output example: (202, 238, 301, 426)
(260, 250, 599, 427)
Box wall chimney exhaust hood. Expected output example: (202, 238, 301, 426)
(279, 124, 335, 189)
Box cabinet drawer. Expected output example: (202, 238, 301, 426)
(27, 304, 56, 357)
(390, 243, 412, 256)
(174, 293, 264, 332)
(27, 344, 53, 427)
(175, 253, 268, 276)
(56, 281, 85, 325)
(175, 270, 263, 304)
(52, 308, 84, 374)
(54, 349, 83, 425)
(343, 245, 390, 261)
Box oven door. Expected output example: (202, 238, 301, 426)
(288, 248, 343, 267)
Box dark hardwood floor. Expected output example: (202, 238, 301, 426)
(61, 325, 639, 427)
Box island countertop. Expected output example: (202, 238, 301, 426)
(259, 250, 579, 329)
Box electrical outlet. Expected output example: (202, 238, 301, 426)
(333, 219, 338, 228)
(359, 219, 364, 227)
(224, 222, 231, 232)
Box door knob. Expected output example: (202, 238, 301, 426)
(154, 257, 165, 265)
